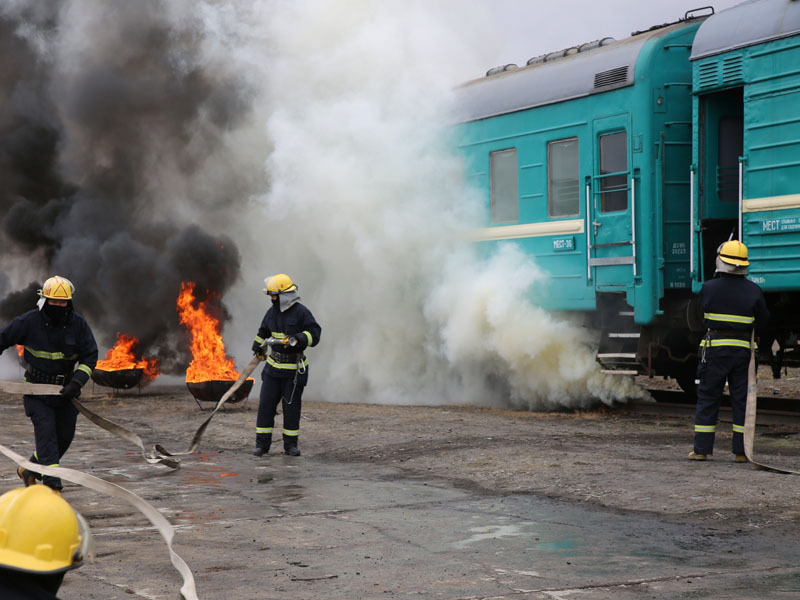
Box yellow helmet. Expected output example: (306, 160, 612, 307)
(717, 240, 749, 267)
(39, 276, 75, 301)
(263, 273, 297, 295)
(0, 486, 84, 574)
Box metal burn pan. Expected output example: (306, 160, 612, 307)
(92, 368, 144, 389)
(186, 378, 254, 404)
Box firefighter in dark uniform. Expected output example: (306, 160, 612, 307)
(0, 276, 98, 491)
(690, 242, 769, 462)
(251, 273, 321, 457)
(0, 485, 91, 599)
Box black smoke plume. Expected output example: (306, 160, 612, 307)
(0, 2, 257, 372)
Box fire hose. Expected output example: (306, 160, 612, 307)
(0, 444, 199, 599)
(0, 381, 179, 468)
(154, 337, 291, 458)
(744, 330, 799, 474)
(0, 337, 289, 466)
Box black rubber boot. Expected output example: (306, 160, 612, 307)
(283, 435, 301, 456)
(253, 444, 270, 457)
(44, 479, 63, 493)
(17, 467, 37, 487)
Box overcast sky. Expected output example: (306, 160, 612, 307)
(462, 0, 745, 77)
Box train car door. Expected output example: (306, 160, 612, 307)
(696, 88, 743, 281)
(589, 114, 633, 289)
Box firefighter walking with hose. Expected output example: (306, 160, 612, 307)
(689, 242, 769, 462)
(251, 274, 321, 457)
(0, 276, 98, 492)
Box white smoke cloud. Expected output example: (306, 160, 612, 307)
(229, 0, 647, 409)
(0, 0, 647, 407)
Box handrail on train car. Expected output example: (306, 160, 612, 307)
(689, 165, 695, 280)
(685, 7, 714, 20)
(738, 156, 745, 241)
(585, 178, 592, 282)
(631, 175, 637, 277)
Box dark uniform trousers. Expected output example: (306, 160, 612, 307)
(694, 353, 749, 455)
(23, 395, 79, 489)
(256, 377, 303, 451)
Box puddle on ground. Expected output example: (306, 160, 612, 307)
(453, 522, 578, 557)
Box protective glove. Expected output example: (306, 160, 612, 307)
(285, 335, 307, 350)
(251, 340, 266, 361)
(60, 380, 82, 400)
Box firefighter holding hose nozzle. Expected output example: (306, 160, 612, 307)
(0, 276, 98, 492)
(251, 273, 321, 457)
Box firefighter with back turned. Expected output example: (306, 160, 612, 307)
(251, 273, 321, 457)
(0, 276, 98, 492)
(689, 241, 769, 462)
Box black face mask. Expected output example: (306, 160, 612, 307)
(271, 296, 280, 307)
(43, 302, 70, 325)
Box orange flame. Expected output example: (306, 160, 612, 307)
(16, 345, 24, 357)
(177, 281, 243, 383)
(96, 333, 159, 383)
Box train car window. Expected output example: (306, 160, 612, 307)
(490, 148, 519, 223)
(718, 116, 743, 203)
(599, 131, 627, 212)
(547, 138, 580, 217)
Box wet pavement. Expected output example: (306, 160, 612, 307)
(2, 398, 800, 599)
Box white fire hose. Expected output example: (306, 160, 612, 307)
(155, 337, 290, 457)
(0, 337, 290, 466)
(743, 330, 799, 474)
(0, 445, 199, 599)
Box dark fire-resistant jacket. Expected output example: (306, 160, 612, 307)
(0, 309, 98, 387)
(699, 273, 770, 356)
(253, 302, 321, 381)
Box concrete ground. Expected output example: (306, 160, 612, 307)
(1, 373, 800, 599)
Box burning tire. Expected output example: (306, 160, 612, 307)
(92, 368, 144, 389)
(185, 378, 254, 404)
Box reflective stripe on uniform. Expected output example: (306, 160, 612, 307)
(732, 424, 744, 433)
(270, 332, 287, 340)
(256, 427, 273, 434)
(266, 355, 309, 370)
(699, 338, 752, 349)
(694, 424, 716, 433)
(23, 346, 79, 361)
(302, 331, 312, 345)
(254, 335, 265, 345)
(703, 312, 755, 325)
(77, 364, 93, 376)
(283, 428, 299, 437)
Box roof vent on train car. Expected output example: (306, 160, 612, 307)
(697, 61, 719, 89)
(594, 65, 628, 88)
(526, 54, 546, 66)
(485, 63, 519, 77)
(721, 56, 744, 84)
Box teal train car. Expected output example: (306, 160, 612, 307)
(456, 0, 800, 391)
(690, 0, 800, 373)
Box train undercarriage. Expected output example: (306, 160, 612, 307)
(590, 292, 800, 396)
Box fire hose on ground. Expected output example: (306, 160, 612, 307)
(744, 331, 800, 475)
(0, 337, 287, 467)
(0, 338, 291, 599)
(0, 444, 199, 599)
